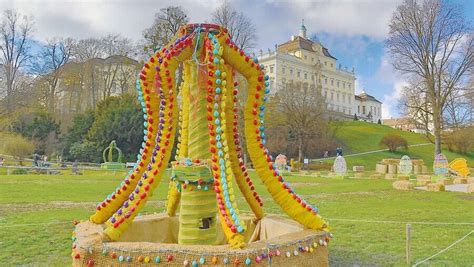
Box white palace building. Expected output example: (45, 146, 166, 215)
(257, 22, 382, 123)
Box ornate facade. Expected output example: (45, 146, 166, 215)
(258, 22, 382, 122)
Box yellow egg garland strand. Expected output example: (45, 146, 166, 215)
(205, 30, 246, 248)
(103, 34, 195, 240)
(222, 68, 264, 219)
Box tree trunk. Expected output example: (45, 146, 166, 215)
(433, 119, 442, 155)
(5, 68, 13, 112)
(298, 137, 303, 163)
(432, 105, 442, 155)
(49, 85, 56, 114)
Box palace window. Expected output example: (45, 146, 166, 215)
(297, 71, 301, 78)
(325, 78, 328, 84)
(331, 92, 334, 100)
(349, 83, 351, 89)
(290, 68, 293, 76)
(337, 93, 340, 101)
(304, 73, 307, 79)
(331, 79, 334, 86)
(349, 97, 351, 104)
(331, 63, 334, 68)
(270, 65, 274, 74)
(311, 57, 314, 62)
(311, 75, 315, 81)
(304, 55, 307, 60)
(282, 67, 286, 74)
(343, 82, 346, 89)
(362, 106, 366, 114)
(337, 81, 339, 87)
(324, 61, 327, 66)
(342, 94, 345, 103)
(358, 106, 360, 113)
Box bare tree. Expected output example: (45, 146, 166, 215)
(72, 38, 103, 62)
(386, 0, 474, 155)
(399, 79, 435, 139)
(34, 38, 75, 113)
(268, 82, 328, 162)
(142, 6, 188, 54)
(101, 34, 134, 57)
(444, 85, 473, 127)
(211, 0, 257, 51)
(115, 58, 140, 94)
(0, 9, 34, 113)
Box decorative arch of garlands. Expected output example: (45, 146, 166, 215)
(89, 23, 329, 251)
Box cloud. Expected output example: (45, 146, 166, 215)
(375, 51, 408, 119)
(354, 78, 363, 94)
(266, 0, 401, 39)
(381, 80, 406, 119)
(2, 0, 402, 47)
(3, 0, 219, 42)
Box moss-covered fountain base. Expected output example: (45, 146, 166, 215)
(72, 214, 329, 266)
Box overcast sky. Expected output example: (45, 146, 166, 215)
(2, 0, 473, 118)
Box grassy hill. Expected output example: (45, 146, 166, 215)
(324, 121, 473, 170)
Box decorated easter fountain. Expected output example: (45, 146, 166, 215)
(72, 24, 331, 267)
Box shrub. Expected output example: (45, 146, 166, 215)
(444, 127, 474, 154)
(379, 134, 408, 152)
(2, 134, 35, 165)
(70, 141, 100, 162)
(12, 169, 27, 175)
(308, 161, 332, 171)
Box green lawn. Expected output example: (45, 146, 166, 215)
(327, 121, 474, 170)
(1, 171, 473, 266)
(332, 121, 429, 153)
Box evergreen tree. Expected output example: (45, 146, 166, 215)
(86, 93, 142, 162)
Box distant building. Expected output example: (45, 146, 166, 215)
(355, 90, 382, 123)
(383, 117, 428, 133)
(51, 55, 140, 130)
(257, 21, 382, 122)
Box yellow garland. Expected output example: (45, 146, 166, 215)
(103, 46, 193, 240)
(222, 64, 264, 220)
(89, 55, 160, 225)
